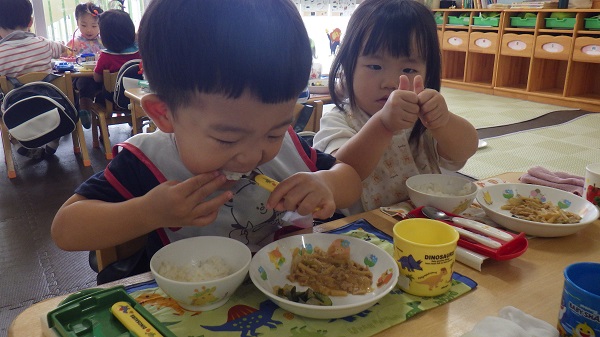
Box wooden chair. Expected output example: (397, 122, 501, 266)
(0, 72, 91, 179)
(293, 99, 323, 133)
(95, 234, 148, 272)
(90, 69, 145, 159)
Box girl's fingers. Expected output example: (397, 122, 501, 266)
(398, 75, 410, 91)
(413, 75, 425, 94)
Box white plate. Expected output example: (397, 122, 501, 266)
(476, 183, 599, 237)
(249, 233, 399, 319)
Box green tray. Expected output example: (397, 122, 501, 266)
(584, 17, 600, 30)
(448, 15, 470, 26)
(473, 17, 500, 27)
(47, 286, 177, 337)
(435, 14, 445, 25)
(510, 16, 536, 27)
(545, 17, 576, 29)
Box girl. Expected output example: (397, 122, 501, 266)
(313, 0, 478, 214)
(67, 2, 103, 55)
(68, 2, 104, 129)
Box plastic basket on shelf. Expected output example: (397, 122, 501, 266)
(448, 15, 470, 25)
(510, 16, 537, 27)
(584, 17, 600, 30)
(473, 16, 500, 27)
(435, 14, 445, 25)
(545, 17, 576, 29)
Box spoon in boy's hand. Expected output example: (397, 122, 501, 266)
(242, 171, 321, 212)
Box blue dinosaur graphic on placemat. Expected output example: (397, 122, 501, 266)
(201, 300, 282, 337)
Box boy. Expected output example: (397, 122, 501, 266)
(52, 0, 361, 259)
(0, 0, 69, 158)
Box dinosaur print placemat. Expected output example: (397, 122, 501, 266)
(126, 220, 477, 337)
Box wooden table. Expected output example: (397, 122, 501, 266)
(124, 87, 151, 134)
(10, 172, 600, 336)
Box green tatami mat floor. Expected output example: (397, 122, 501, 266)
(442, 87, 572, 129)
(460, 113, 600, 180)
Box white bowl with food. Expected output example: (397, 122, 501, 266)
(249, 233, 399, 319)
(406, 174, 478, 215)
(78, 61, 96, 70)
(308, 77, 329, 94)
(476, 183, 599, 237)
(150, 236, 251, 311)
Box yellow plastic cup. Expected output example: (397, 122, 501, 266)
(393, 218, 459, 297)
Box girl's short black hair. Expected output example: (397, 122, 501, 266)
(329, 0, 441, 144)
(0, 0, 33, 30)
(75, 2, 103, 21)
(99, 10, 135, 52)
(138, 0, 312, 110)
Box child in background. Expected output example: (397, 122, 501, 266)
(0, 0, 68, 158)
(68, 2, 104, 129)
(92, 9, 140, 84)
(67, 2, 103, 55)
(51, 0, 362, 269)
(313, 0, 478, 215)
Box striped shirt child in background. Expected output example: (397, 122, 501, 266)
(0, 0, 69, 158)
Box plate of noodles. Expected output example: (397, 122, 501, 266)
(249, 233, 399, 319)
(476, 183, 599, 237)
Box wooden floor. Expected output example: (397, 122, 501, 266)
(0, 90, 591, 336)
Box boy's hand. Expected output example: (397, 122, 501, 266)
(415, 75, 450, 130)
(143, 171, 232, 229)
(378, 75, 420, 133)
(266, 172, 336, 219)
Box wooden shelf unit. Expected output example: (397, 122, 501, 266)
(435, 9, 600, 112)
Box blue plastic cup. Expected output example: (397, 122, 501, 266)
(557, 262, 600, 337)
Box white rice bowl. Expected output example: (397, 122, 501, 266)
(150, 236, 251, 311)
(406, 174, 478, 214)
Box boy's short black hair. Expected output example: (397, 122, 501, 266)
(0, 0, 33, 30)
(75, 2, 103, 21)
(138, 0, 312, 110)
(99, 9, 135, 53)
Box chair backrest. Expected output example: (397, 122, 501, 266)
(293, 100, 323, 133)
(102, 69, 119, 93)
(0, 71, 75, 102)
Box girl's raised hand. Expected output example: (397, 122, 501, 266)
(142, 171, 233, 229)
(379, 75, 420, 133)
(416, 76, 450, 130)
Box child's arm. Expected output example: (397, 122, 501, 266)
(266, 162, 361, 219)
(93, 71, 103, 82)
(51, 172, 233, 251)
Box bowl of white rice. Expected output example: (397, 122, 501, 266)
(406, 174, 477, 215)
(150, 236, 251, 311)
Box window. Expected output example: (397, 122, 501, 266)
(33, 0, 147, 43)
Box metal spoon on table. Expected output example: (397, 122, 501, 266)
(421, 206, 513, 241)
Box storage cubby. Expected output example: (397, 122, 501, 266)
(567, 61, 600, 100)
(435, 8, 600, 112)
(465, 53, 495, 86)
(496, 55, 530, 90)
(442, 50, 467, 81)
